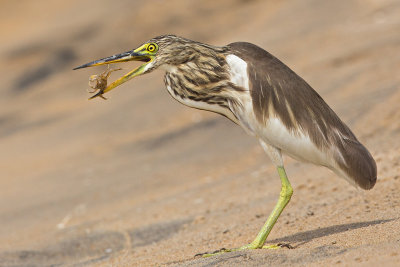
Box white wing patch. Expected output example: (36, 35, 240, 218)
(226, 54, 250, 91)
(225, 54, 257, 135)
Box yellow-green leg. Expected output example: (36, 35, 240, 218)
(245, 166, 293, 249)
(202, 166, 293, 257)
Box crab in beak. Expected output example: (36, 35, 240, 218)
(73, 42, 157, 99)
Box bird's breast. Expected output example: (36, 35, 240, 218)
(163, 72, 237, 122)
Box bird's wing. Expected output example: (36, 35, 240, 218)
(227, 42, 356, 149)
(227, 42, 376, 190)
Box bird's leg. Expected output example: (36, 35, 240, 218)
(243, 166, 293, 249)
(200, 166, 293, 257)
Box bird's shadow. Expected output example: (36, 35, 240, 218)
(269, 218, 395, 248)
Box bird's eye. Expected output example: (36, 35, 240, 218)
(147, 43, 158, 53)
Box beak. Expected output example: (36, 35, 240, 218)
(73, 49, 152, 99)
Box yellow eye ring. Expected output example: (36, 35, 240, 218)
(147, 43, 157, 52)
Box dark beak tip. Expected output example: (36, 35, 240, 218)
(73, 63, 90, 70)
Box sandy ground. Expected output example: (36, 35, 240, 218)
(1, 0, 400, 266)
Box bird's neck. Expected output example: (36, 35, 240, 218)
(163, 62, 241, 122)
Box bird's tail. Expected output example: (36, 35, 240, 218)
(334, 138, 377, 190)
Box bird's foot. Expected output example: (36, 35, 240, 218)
(195, 243, 293, 257)
(263, 243, 293, 249)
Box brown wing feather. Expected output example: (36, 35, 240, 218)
(227, 42, 376, 189)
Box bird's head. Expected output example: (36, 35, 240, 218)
(74, 35, 219, 99)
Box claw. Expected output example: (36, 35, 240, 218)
(89, 91, 108, 100)
(194, 248, 229, 258)
(87, 66, 122, 100)
(195, 242, 294, 258)
(277, 243, 294, 249)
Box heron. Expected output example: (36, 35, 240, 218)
(74, 35, 377, 255)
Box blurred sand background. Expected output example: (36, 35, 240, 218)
(1, 0, 400, 266)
